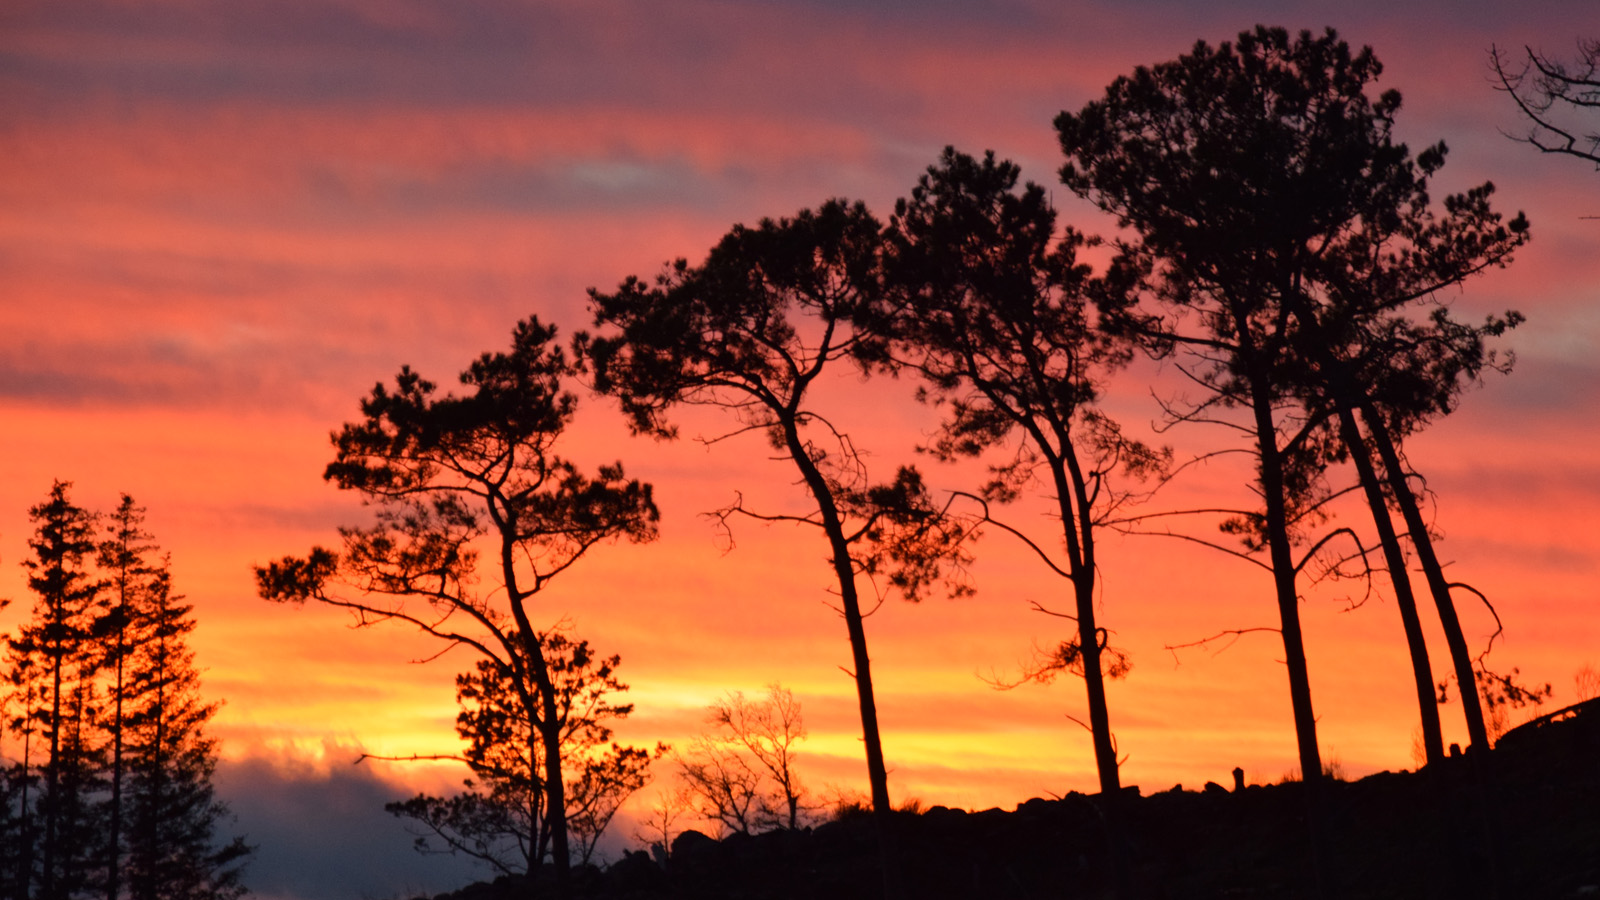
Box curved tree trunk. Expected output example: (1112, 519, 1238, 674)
(1278, 287, 1446, 769)
(1336, 404, 1446, 767)
(1052, 451, 1120, 797)
(1357, 400, 1490, 752)
(500, 505, 571, 896)
(1056, 458, 1128, 900)
(784, 422, 902, 900)
(534, 657, 570, 890)
(508, 626, 570, 897)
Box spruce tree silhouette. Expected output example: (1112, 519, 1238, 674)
(113, 509, 251, 900)
(10, 481, 102, 900)
(96, 494, 153, 900)
(4, 486, 249, 900)
(256, 317, 658, 897)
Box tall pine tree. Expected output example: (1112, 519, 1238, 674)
(121, 559, 250, 900)
(9, 481, 104, 900)
(96, 496, 157, 900)
(3, 486, 249, 900)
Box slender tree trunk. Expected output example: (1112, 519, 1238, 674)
(1246, 368, 1322, 784)
(1000, 406, 1128, 895)
(1071, 547, 1131, 900)
(511, 623, 570, 897)
(1247, 363, 1328, 897)
(108, 618, 127, 900)
(784, 423, 901, 900)
(832, 565, 892, 816)
(497, 499, 570, 897)
(1335, 405, 1446, 766)
(44, 636, 64, 900)
(1357, 400, 1490, 752)
(826, 537, 901, 900)
(19, 691, 34, 900)
(1051, 454, 1119, 797)
(1277, 286, 1446, 770)
(146, 638, 170, 900)
(532, 653, 570, 889)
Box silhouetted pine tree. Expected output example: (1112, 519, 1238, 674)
(8, 481, 105, 900)
(386, 631, 656, 874)
(121, 555, 250, 900)
(3, 487, 249, 900)
(2, 655, 43, 899)
(95, 495, 159, 900)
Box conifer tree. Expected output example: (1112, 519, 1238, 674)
(10, 481, 104, 900)
(3, 487, 249, 900)
(3, 653, 42, 899)
(121, 548, 251, 900)
(96, 495, 158, 900)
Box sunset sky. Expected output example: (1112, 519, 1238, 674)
(2, 1, 1597, 897)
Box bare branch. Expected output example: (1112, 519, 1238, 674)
(1164, 626, 1281, 665)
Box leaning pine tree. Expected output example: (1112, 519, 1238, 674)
(584, 201, 975, 900)
(1056, 25, 1527, 767)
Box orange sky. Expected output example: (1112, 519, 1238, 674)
(2, 2, 1597, 897)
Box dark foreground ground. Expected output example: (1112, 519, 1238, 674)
(421, 700, 1600, 900)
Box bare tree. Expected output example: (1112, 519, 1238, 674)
(1576, 664, 1600, 703)
(631, 784, 693, 863)
(673, 736, 765, 837)
(1493, 39, 1600, 168)
(709, 685, 811, 830)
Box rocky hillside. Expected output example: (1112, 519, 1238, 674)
(419, 699, 1600, 899)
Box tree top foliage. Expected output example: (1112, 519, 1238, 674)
(258, 315, 658, 617)
(582, 198, 885, 443)
(1057, 25, 1528, 288)
(1056, 24, 1529, 436)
